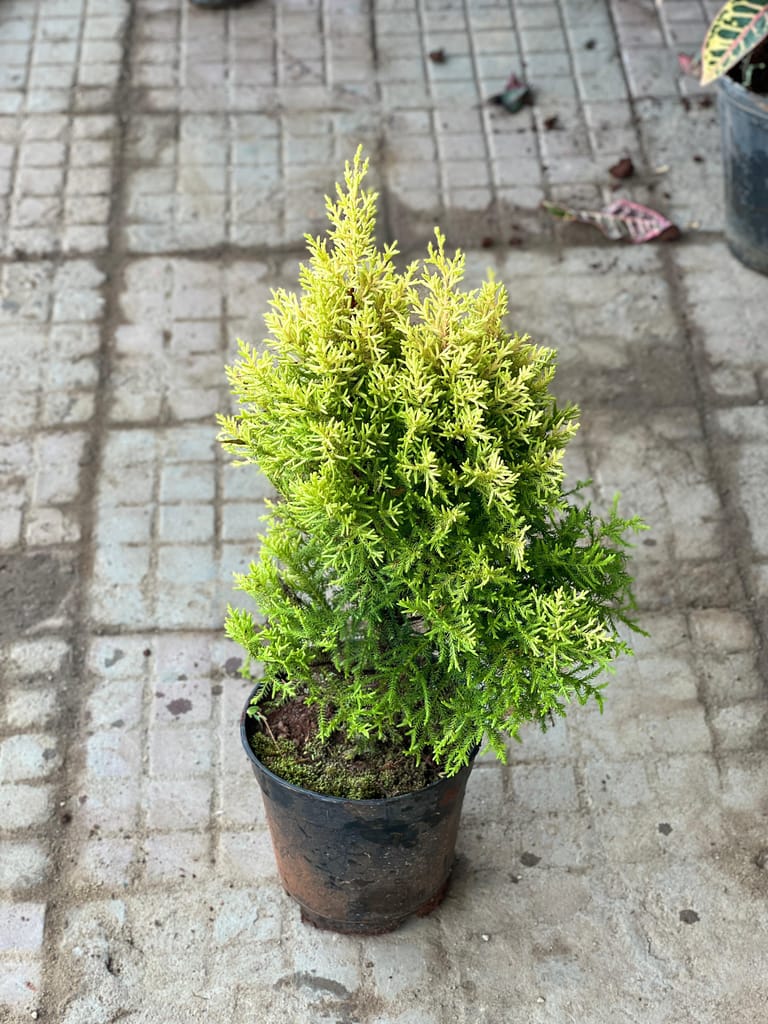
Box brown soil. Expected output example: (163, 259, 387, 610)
(263, 695, 319, 747)
(249, 694, 445, 799)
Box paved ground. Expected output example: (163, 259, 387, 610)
(1, 0, 767, 1020)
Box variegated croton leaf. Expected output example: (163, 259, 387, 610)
(700, 1, 768, 85)
(541, 199, 680, 244)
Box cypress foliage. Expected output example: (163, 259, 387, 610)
(218, 148, 646, 776)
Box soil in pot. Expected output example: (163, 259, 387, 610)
(247, 693, 446, 799)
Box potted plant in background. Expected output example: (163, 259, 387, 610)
(217, 148, 646, 935)
(698, 1, 768, 273)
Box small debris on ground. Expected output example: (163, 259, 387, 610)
(488, 71, 531, 113)
(679, 909, 700, 924)
(429, 48, 447, 64)
(681, 94, 717, 112)
(677, 52, 699, 76)
(609, 156, 635, 179)
(543, 114, 560, 130)
(542, 198, 681, 243)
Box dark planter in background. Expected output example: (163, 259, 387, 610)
(718, 73, 768, 275)
(240, 689, 475, 934)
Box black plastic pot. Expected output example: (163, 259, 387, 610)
(240, 689, 474, 934)
(718, 73, 768, 275)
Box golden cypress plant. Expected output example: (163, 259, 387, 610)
(218, 148, 645, 781)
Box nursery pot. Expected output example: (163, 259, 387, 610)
(240, 689, 475, 934)
(718, 73, 768, 275)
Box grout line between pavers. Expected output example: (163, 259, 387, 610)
(35, 2, 141, 1018)
(60, 0, 87, 216)
(0, 229, 731, 271)
(462, 0, 498, 216)
(209, 241, 233, 910)
(661, 243, 768, 744)
(2, 2, 35, 263)
(533, 0, 574, 205)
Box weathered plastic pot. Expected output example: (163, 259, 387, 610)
(240, 689, 474, 934)
(718, 73, 768, 275)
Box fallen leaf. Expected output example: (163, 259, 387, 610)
(541, 198, 681, 243)
(488, 71, 531, 113)
(609, 156, 634, 179)
(504, 71, 526, 90)
(490, 85, 530, 113)
(429, 48, 447, 64)
(678, 52, 703, 77)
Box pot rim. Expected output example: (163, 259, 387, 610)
(239, 684, 476, 806)
(718, 70, 768, 114)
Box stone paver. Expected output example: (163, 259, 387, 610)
(1, 0, 767, 1022)
(0, 113, 116, 256)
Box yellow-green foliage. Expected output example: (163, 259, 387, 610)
(700, 0, 768, 85)
(219, 148, 645, 776)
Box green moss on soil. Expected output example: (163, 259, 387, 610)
(248, 697, 443, 799)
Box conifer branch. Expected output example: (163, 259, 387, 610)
(219, 147, 646, 776)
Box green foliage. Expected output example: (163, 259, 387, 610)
(700, 1, 768, 85)
(218, 148, 646, 777)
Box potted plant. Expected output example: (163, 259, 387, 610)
(698, 1, 768, 273)
(217, 148, 646, 934)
